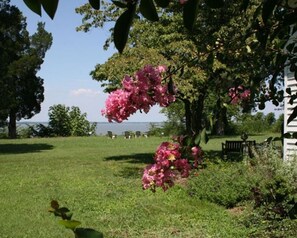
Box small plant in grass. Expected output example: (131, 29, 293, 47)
(48, 200, 103, 238)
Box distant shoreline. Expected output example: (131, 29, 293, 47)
(17, 121, 164, 135)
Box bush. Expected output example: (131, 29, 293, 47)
(147, 123, 164, 136)
(188, 162, 254, 208)
(249, 146, 297, 219)
(25, 105, 96, 138)
(17, 126, 34, 138)
(0, 126, 8, 139)
(241, 146, 297, 237)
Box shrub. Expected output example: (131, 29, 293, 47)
(17, 126, 33, 138)
(249, 146, 297, 220)
(43, 104, 96, 137)
(241, 146, 297, 237)
(188, 162, 254, 208)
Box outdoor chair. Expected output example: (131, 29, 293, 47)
(107, 131, 116, 139)
(124, 131, 131, 139)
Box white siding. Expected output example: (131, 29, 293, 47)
(284, 31, 297, 161)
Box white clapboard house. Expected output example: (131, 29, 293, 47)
(283, 30, 297, 161)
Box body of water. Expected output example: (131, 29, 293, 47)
(94, 122, 163, 135)
(17, 122, 164, 136)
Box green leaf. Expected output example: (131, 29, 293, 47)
(114, 5, 136, 53)
(74, 228, 104, 238)
(286, 87, 292, 95)
(272, 137, 282, 141)
(258, 103, 265, 110)
(154, 0, 170, 8)
(139, 0, 159, 22)
(286, 42, 295, 52)
(50, 200, 59, 210)
(194, 133, 201, 145)
(200, 128, 209, 144)
(89, 0, 100, 10)
(23, 0, 42, 16)
(283, 133, 292, 139)
(240, 0, 250, 12)
(287, 106, 297, 125)
(205, 0, 224, 8)
(112, 0, 127, 8)
(41, 0, 59, 19)
(292, 132, 297, 139)
(262, 0, 277, 24)
(183, 0, 199, 31)
(58, 220, 81, 230)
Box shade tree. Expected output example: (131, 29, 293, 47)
(0, 0, 52, 138)
(77, 0, 283, 137)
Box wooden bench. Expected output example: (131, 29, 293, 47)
(222, 140, 256, 158)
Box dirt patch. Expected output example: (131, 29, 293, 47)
(228, 206, 245, 216)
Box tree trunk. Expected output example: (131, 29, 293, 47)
(184, 94, 206, 136)
(191, 94, 205, 134)
(184, 99, 192, 135)
(8, 112, 17, 139)
(215, 101, 228, 136)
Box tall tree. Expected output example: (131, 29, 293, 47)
(0, 0, 52, 138)
(77, 0, 279, 136)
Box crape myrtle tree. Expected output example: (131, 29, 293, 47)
(76, 0, 280, 136)
(0, 0, 52, 139)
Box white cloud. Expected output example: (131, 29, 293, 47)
(70, 88, 100, 97)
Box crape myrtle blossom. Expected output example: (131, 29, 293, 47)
(101, 65, 176, 122)
(191, 146, 203, 168)
(228, 85, 251, 105)
(172, 135, 204, 168)
(142, 141, 191, 192)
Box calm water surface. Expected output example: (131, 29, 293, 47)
(18, 122, 163, 136)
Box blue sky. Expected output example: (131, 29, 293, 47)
(12, 0, 167, 122)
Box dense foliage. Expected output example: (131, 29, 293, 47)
(188, 145, 297, 237)
(0, 0, 52, 138)
(48, 104, 96, 137)
(25, 104, 96, 137)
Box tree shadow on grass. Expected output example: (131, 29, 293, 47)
(104, 153, 154, 164)
(0, 143, 54, 154)
(74, 228, 104, 238)
(105, 153, 153, 179)
(116, 166, 144, 179)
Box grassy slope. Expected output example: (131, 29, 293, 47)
(0, 136, 250, 238)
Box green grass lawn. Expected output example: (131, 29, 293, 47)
(0, 136, 257, 238)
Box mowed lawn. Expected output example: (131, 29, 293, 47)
(0, 135, 272, 238)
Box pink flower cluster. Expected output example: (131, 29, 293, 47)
(142, 142, 191, 192)
(228, 85, 251, 105)
(191, 146, 203, 168)
(101, 65, 176, 122)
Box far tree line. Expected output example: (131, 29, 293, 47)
(0, 103, 283, 139)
